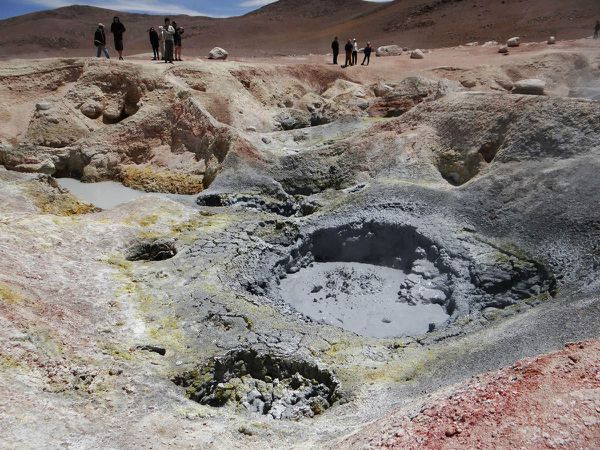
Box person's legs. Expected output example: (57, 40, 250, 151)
(96, 46, 101, 58)
(103, 47, 110, 58)
(333, 51, 338, 65)
(366, 54, 370, 66)
(361, 54, 367, 65)
(165, 40, 174, 63)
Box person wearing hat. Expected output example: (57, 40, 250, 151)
(94, 23, 109, 58)
(351, 38, 359, 66)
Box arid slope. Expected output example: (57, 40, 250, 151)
(0, 0, 598, 58)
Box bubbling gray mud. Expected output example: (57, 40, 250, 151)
(280, 262, 448, 338)
(269, 221, 556, 338)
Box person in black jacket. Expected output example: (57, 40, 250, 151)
(172, 21, 184, 61)
(149, 27, 160, 60)
(342, 39, 353, 68)
(94, 24, 109, 58)
(110, 16, 126, 60)
(361, 42, 372, 66)
(595, 20, 600, 39)
(331, 36, 339, 65)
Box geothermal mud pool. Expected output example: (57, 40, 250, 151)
(280, 262, 449, 338)
(0, 43, 599, 448)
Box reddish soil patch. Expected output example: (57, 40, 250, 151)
(349, 340, 600, 449)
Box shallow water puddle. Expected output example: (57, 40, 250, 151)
(280, 261, 449, 338)
(56, 178, 198, 209)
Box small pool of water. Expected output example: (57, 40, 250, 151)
(57, 178, 164, 210)
(279, 261, 449, 338)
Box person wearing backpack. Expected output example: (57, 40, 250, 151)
(342, 39, 353, 68)
(94, 24, 109, 59)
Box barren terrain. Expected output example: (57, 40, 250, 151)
(0, 31, 599, 449)
(0, 0, 599, 58)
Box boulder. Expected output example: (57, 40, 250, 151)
(495, 79, 514, 91)
(460, 78, 477, 88)
(498, 46, 509, 54)
(35, 101, 52, 111)
(274, 108, 311, 130)
(376, 45, 403, 57)
(208, 47, 228, 60)
(410, 49, 425, 59)
(373, 82, 394, 97)
(483, 40, 499, 47)
(548, 36, 556, 45)
(513, 79, 546, 95)
(80, 101, 103, 119)
(507, 37, 520, 47)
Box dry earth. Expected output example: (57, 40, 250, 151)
(0, 37, 599, 449)
(0, 0, 599, 58)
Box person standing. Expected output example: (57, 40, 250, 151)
(361, 42, 372, 66)
(173, 22, 184, 61)
(149, 27, 160, 60)
(94, 24, 109, 58)
(595, 20, 600, 39)
(110, 16, 126, 60)
(342, 39, 353, 68)
(352, 38, 359, 66)
(161, 17, 175, 64)
(331, 36, 339, 65)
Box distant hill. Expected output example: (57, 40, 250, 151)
(0, 0, 597, 58)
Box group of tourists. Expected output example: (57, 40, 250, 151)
(331, 37, 372, 68)
(149, 18, 184, 63)
(94, 17, 125, 59)
(94, 17, 184, 63)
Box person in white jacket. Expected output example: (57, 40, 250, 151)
(352, 38, 359, 66)
(159, 17, 175, 63)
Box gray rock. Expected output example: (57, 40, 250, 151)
(507, 37, 521, 47)
(513, 79, 546, 95)
(35, 101, 52, 111)
(373, 82, 394, 97)
(274, 109, 311, 130)
(410, 49, 425, 59)
(376, 45, 403, 57)
(498, 46, 509, 54)
(547, 36, 556, 45)
(80, 101, 103, 119)
(208, 47, 228, 60)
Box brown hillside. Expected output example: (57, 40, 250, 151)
(0, 0, 598, 58)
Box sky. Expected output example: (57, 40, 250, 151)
(0, 0, 391, 20)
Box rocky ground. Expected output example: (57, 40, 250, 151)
(0, 38, 599, 448)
